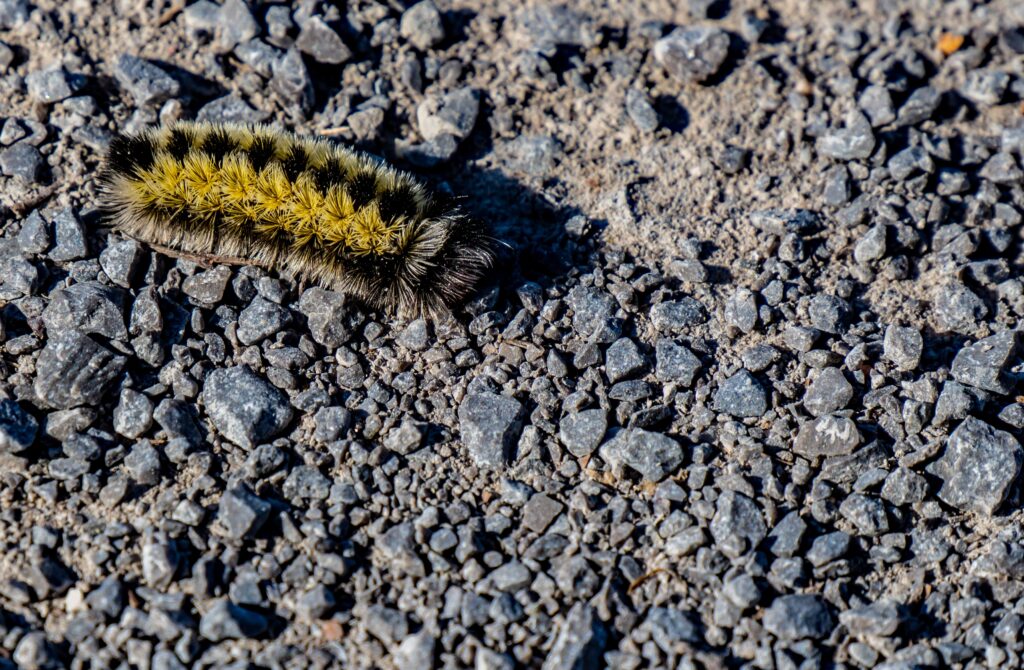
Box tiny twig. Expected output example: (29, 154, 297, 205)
(146, 242, 267, 270)
(318, 127, 350, 137)
(157, 0, 185, 26)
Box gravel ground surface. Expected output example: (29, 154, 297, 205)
(1, 0, 1024, 668)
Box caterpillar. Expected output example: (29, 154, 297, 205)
(98, 121, 493, 317)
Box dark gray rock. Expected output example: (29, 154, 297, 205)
(0, 399, 37, 454)
(881, 467, 928, 506)
(651, 298, 707, 332)
(853, 224, 887, 264)
(17, 210, 50, 255)
(99, 238, 144, 288)
(383, 418, 426, 455)
(85, 577, 126, 620)
(296, 584, 336, 621)
(125, 441, 161, 485)
(541, 603, 606, 670)
(296, 16, 351, 64)
(713, 370, 768, 418)
(951, 330, 1018, 395)
(216, 0, 259, 50)
(395, 632, 436, 670)
(298, 287, 350, 348)
(807, 531, 850, 567)
(599, 428, 684, 482)
(724, 288, 758, 334)
(963, 70, 1010, 107)
(13, 632, 60, 670)
(43, 281, 127, 340)
(818, 111, 875, 160)
(199, 599, 268, 641)
(839, 601, 901, 638)
(767, 511, 806, 558)
(807, 294, 849, 333)
(794, 415, 861, 458)
(0, 141, 43, 181)
(653, 26, 730, 83)
(197, 94, 270, 123)
(928, 416, 1023, 516)
(839, 493, 889, 536)
(458, 393, 523, 467)
(50, 208, 88, 261)
(282, 465, 330, 502)
(558, 409, 607, 458)
(153, 398, 202, 448)
(272, 47, 314, 113)
(0, 256, 40, 299)
(113, 387, 153, 439)
(897, 86, 941, 126)
(567, 285, 620, 343)
(605, 337, 646, 383)
(237, 296, 292, 345)
(504, 135, 561, 176)
(203, 366, 294, 448)
(804, 367, 853, 417)
(26, 66, 75, 103)
(142, 535, 179, 588)
(397, 318, 430, 352)
(182, 266, 232, 303)
(522, 493, 563, 534)
(400, 0, 445, 50)
(0, 0, 29, 29)
(655, 339, 701, 386)
(710, 490, 766, 557)
(858, 84, 895, 126)
(115, 54, 180, 107)
(764, 595, 834, 641)
(34, 332, 126, 409)
(375, 522, 425, 576)
(218, 485, 271, 540)
(313, 406, 351, 442)
(417, 87, 479, 142)
(884, 325, 924, 372)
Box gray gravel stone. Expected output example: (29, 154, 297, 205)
(839, 493, 889, 536)
(85, 577, 126, 619)
(928, 416, 1023, 516)
(197, 94, 270, 123)
(818, 111, 875, 160)
(599, 428, 684, 482)
(651, 298, 707, 333)
(605, 337, 646, 383)
(567, 285, 620, 343)
(807, 294, 850, 333)
(395, 632, 436, 670)
(49, 208, 88, 261)
(522, 493, 563, 533)
(298, 287, 350, 348)
(763, 595, 834, 641)
(199, 599, 268, 641)
(0, 399, 37, 454)
(881, 467, 928, 505)
(655, 339, 702, 386)
(541, 603, 605, 670)
(897, 86, 941, 126)
(854, 223, 887, 264)
(383, 418, 426, 455)
(654, 26, 730, 83)
(99, 237, 144, 287)
(710, 490, 766, 557)
(625, 88, 659, 132)
(34, 331, 126, 409)
(840, 600, 901, 637)
(13, 632, 59, 670)
(884, 325, 924, 372)
(558, 409, 607, 458)
(458, 392, 523, 467)
(724, 287, 758, 334)
(217, 485, 271, 540)
(767, 511, 806, 558)
(794, 415, 861, 457)
(237, 296, 293, 345)
(215, 0, 259, 49)
(859, 84, 895, 126)
(25, 66, 75, 103)
(115, 54, 180, 107)
(417, 87, 479, 142)
(644, 606, 701, 649)
(283, 465, 330, 502)
(43, 281, 127, 340)
(804, 367, 853, 416)
(182, 266, 232, 303)
(272, 47, 314, 113)
(713, 370, 768, 418)
(113, 387, 153, 439)
(951, 330, 1018, 395)
(807, 530, 850, 567)
(203, 366, 294, 448)
(504, 134, 560, 176)
(0, 141, 43, 181)
(142, 535, 179, 588)
(17, 210, 49, 255)
(296, 584, 336, 621)
(400, 0, 445, 50)
(125, 441, 161, 485)
(296, 15, 351, 64)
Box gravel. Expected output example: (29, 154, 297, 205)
(2, 1, 1023, 667)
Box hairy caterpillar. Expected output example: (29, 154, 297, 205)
(98, 121, 493, 317)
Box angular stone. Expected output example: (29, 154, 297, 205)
(714, 370, 768, 418)
(400, 0, 446, 50)
(794, 415, 861, 458)
(0, 399, 38, 454)
(651, 298, 707, 333)
(558, 409, 607, 458)
(654, 339, 701, 386)
(458, 393, 523, 467)
(928, 417, 1023, 516)
(298, 287, 350, 348)
(34, 332, 126, 409)
(417, 87, 479, 142)
(115, 54, 180, 107)
(296, 16, 351, 64)
(542, 603, 606, 670)
(199, 599, 267, 641)
(43, 281, 127, 340)
(654, 26, 730, 83)
(599, 428, 684, 482)
(803, 367, 853, 417)
(237, 296, 292, 345)
(710, 490, 766, 557)
(951, 331, 1018, 395)
(522, 493, 563, 534)
(217, 485, 271, 540)
(763, 595, 833, 641)
(203, 366, 293, 448)
(884, 325, 923, 372)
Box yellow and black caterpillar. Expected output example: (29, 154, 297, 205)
(99, 121, 492, 316)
